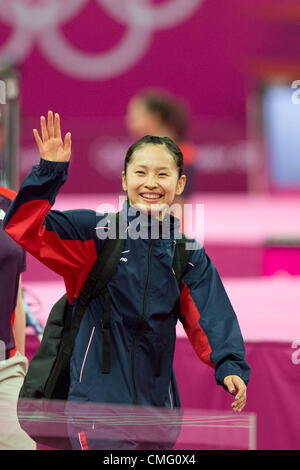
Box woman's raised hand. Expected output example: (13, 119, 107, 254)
(33, 111, 71, 162)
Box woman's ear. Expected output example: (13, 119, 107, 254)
(122, 171, 127, 192)
(175, 174, 186, 196)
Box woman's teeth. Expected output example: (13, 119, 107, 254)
(141, 193, 161, 199)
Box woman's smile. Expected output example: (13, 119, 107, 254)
(139, 192, 163, 202)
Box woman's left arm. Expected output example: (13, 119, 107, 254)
(179, 243, 250, 410)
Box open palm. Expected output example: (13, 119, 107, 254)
(33, 111, 71, 162)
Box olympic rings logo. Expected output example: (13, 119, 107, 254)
(0, 0, 204, 80)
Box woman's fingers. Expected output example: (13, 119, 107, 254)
(41, 111, 60, 141)
(232, 387, 247, 411)
(232, 397, 246, 412)
(224, 375, 247, 412)
(33, 129, 43, 154)
(47, 110, 54, 138)
(64, 132, 72, 158)
(232, 391, 247, 411)
(224, 376, 235, 394)
(54, 113, 61, 139)
(40, 115, 48, 142)
(35, 111, 71, 161)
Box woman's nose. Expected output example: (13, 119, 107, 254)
(144, 174, 158, 188)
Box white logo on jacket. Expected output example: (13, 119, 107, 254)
(120, 250, 130, 262)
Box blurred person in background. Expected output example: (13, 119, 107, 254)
(0, 186, 36, 450)
(125, 88, 197, 227)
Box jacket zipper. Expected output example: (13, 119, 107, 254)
(131, 240, 154, 405)
(79, 326, 95, 383)
(168, 381, 174, 409)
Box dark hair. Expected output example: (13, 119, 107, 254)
(135, 89, 188, 142)
(124, 135, 184, 178)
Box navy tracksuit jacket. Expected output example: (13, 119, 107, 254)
(4, 159, 250, 448)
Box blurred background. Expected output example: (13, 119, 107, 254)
(0, 0, 299, 450)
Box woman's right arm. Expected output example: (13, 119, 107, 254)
(3, 112, 98, 301)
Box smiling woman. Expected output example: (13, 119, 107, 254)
(121, 135, 186, 216)
(3, 111, 250, 450)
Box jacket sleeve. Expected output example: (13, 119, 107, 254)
(3, 159, 98, 302)
(180, 242, 251, 389)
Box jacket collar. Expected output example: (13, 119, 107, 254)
(119, 199, 181, 240)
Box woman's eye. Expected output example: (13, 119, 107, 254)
(136, 171, 145, 175)
(159, 173, 168, 177)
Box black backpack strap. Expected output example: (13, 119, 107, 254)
(173, 233, 191, 288)
(101, 287, 111, 374)
(63, 212, 125, 374)
(173, 233, 192, 323)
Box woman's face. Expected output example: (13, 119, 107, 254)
(122, 144, 186, 215)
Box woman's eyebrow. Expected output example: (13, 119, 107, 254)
(134, 165, 170, 170)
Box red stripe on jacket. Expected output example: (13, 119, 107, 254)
(78, 431, 89, 450)
(180, 280, 214, 368)
(5, 199, 97, 302)
(0, 186, 16, 200)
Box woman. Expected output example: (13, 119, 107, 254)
(4, 111, 250, 450)
(0, 186, 36, 450)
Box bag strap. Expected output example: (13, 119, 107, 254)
(172, 233, 191, 287)
(63, 212, 125, 375)
(77, 212, 126, 305)
(101, 288, 112, 374)
(86, 212, 126, 373)
(173, 233, 192, 323)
